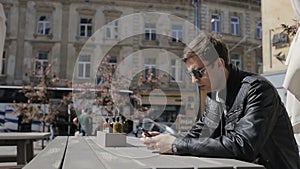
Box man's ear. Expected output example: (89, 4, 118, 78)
(217, 58, 225, 67)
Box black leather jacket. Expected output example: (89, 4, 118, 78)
(173, 65, 300, 169)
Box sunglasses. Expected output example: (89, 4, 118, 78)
(187, 67, 206, 79)
(186, 59, 216, 79)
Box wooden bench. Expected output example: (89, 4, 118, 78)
(23, 136, 68, 169)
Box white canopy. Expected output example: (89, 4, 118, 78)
(284, 0, 300, 146)
(290, 0, 300, 19)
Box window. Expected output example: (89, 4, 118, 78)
(78, 55, 91, 79)
(171, 59, 183, 82)
(1, 51, 6, 75)
(256, 56, 263, 74)
(4, 11, 8, 27)
(35, 51, 49, 76)
(145, 23, 156, 41)
(231, 59, 241, 69)
(109, 55, 117, 75)
(109, 55, 117, 66)
(231, 17, 240, 35)
(37, 15, 51, 35)
(256, 22, 262, 39)
(105, 20, 118, 39)
(171, 25, 183, 42)
(144, 58, 156, 78)
(79, 18, 92, 37)
(257, 62, 263, 74)
(231, 54, 242, 69)
(211, 14, 221, 33)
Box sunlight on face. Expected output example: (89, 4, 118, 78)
(185, 55, 227, 92)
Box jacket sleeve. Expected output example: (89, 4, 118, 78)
(173, 80, 279, 162)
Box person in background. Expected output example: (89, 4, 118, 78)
(141, 31, 300, 169)
(73, 108, 93, 136)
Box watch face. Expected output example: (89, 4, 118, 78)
(172, 144, 177, 153)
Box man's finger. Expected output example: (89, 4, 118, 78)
(141, 137, 153, 144)
(141, 135, 159, 144)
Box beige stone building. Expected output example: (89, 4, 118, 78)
(261, 0, 298, 105)
(0, 0, 261, 132)
(262, 0, 297, 74)
(199, 0, 262, 73)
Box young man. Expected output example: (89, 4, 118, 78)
(141, 32, 300, 169)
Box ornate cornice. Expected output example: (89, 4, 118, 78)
(103, 9, 123, 17)
(76, 6, 96, 15)
(34, 2, 56, 12)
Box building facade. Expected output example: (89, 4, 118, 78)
(261, 0, 297, 74)
(198, 0, 262, 73)
(0, 0, 261, 132)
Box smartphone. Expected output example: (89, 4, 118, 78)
(140, 127, 152, 137)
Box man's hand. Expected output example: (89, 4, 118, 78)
(141, 133, 176, 154)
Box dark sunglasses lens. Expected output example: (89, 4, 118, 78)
(192, 70, 202, 78)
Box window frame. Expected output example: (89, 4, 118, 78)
(36, 14, 51, 35)
(231, 54, 242, 70)
(34, 51, 49, 77)
(105, 19, 118, 39)
(256, 21, 262, 39)
(230, 16, 240, 36)
(144, 23, 157, 41)
(1, 50, 6, 75)
(170, 59, 183, 82)
(211, 14, 221, 33)
(171, 24, 183, 42)
(79, 17, 93, 37)
(144, 58, 157, 78)
(257, 62, 263, 74)
(77, 55, 91, 79)
(4, 11, 9, 31)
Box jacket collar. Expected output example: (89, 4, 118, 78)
(224, 64, 244, 109)
(208, 64, 246, 109)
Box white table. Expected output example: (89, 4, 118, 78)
(25, 136, 265, 169)
(24, 136, 264, 169)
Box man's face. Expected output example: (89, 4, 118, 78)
(186, 55, 212, 91)
(185, 55, 227, 92)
